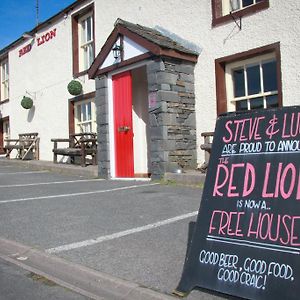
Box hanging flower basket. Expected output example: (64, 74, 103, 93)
(21, 96, 33, 109)
(67, 80, 82, 96)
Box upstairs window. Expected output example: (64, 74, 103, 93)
(212, 0, 269, 27)
(79, 13, 94, 71)
(72, 5, 95, 76)
(1, 59, 9, 101)
(222, 0, 264, 15)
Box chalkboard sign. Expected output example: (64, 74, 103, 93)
(175, 106, 300, 300)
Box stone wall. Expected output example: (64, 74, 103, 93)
(95, 75, 110, 178)
(95, 58, 197, 179)
(146, 58, 197, 179)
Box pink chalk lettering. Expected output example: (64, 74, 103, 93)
(262, 162, 300, 200)
(208, 210, 244, 237)
(291, 216, 300, 246)
(228, 163, 244, 197)
(209, 210, 223, 234)
(247, 213, 300, 246)
(282, 112, 300, 138)
(280, 215, 292, 245)
(213, 164, 229, 197)
(222, 117, 265, 143)
(280, 163, 296, 199)
(243, 163, 255, 197)
(213, 163, 255, 198)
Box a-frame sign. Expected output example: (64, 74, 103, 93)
(175, 106, 300, 300)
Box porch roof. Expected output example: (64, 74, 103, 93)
(89, 19, 199, 79)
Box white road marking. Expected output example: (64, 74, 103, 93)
(0, 178, 104, 188)
(46, 211, 198, 254)
(0, 183, 159, 205)
(0, 171, 48, 175)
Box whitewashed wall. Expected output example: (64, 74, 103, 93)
(5, 0, 94, 160)
(94, 0, 300, 165)
(2, 0, 300, 164)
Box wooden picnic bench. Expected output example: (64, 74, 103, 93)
(198, 131, 214, 173)
(4, 132, 40, 160)
(51, 133, 97, 167)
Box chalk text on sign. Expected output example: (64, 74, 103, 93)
(209, 210, 300, 247)
(223, 116, 265, 143)
(213, 162, 300, 199)
(282, 112, 300, 138)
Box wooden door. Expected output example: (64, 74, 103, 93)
(113, 71, 134, 177)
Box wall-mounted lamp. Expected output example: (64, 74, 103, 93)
(112, 44, 123, 60)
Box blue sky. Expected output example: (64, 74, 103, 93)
(0, 0, 75, 50)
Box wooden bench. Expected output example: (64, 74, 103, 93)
(4, 132, 40, 160)
(51, 133, 97, 167)
(199, 131, 214, 173)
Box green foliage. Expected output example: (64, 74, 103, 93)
(21, 96, 33, 109)
(67, 80, 82, 96)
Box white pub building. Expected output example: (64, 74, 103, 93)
(0, 0, 299, 178)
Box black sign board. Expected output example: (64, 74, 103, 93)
(175, 106, 300, 300)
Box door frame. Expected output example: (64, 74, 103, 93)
(107, 61, 148, 178)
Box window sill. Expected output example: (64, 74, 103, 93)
(212, 1, 269, 27)
(0, 99, 9, 105)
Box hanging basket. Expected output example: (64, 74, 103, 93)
(67, 80, 83, 96)
(21, 96, 33, 109)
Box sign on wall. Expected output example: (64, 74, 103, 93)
(175, 106, 300, 300)
(19, 28, 57, 57)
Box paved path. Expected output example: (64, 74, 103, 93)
(0, 257, 89, 300)
(0, 159, 228, 300)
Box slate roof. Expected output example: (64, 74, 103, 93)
(89, 18, 199, 78)
(115, 19, 199, 56)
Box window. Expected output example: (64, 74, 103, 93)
(222, 0, 264, 15)
(215, 43, 282, 115)
(72, 5, 95, 75)
(79, 13, 94, 71)
(226, 53, 278, 111)
(1, 59, 9, 101)
(212, 0, 269, 26)
(74, 99, 96, 133)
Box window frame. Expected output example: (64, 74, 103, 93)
(69, 91, 96, 135)
(211, 0, 269, 27)
(72, 4, 95, 77)
(78, 12, 94, 71)
(225, 53, 278, 111)
(0, 58, 9, 102)
(215, 42, 282, 115)
(74, 98, 96, 133)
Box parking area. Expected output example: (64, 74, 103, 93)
(0, 159, 226, 299)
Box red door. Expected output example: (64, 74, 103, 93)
(113, 71, 134, 177)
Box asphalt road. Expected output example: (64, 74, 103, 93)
(0, 159, 228, 300)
